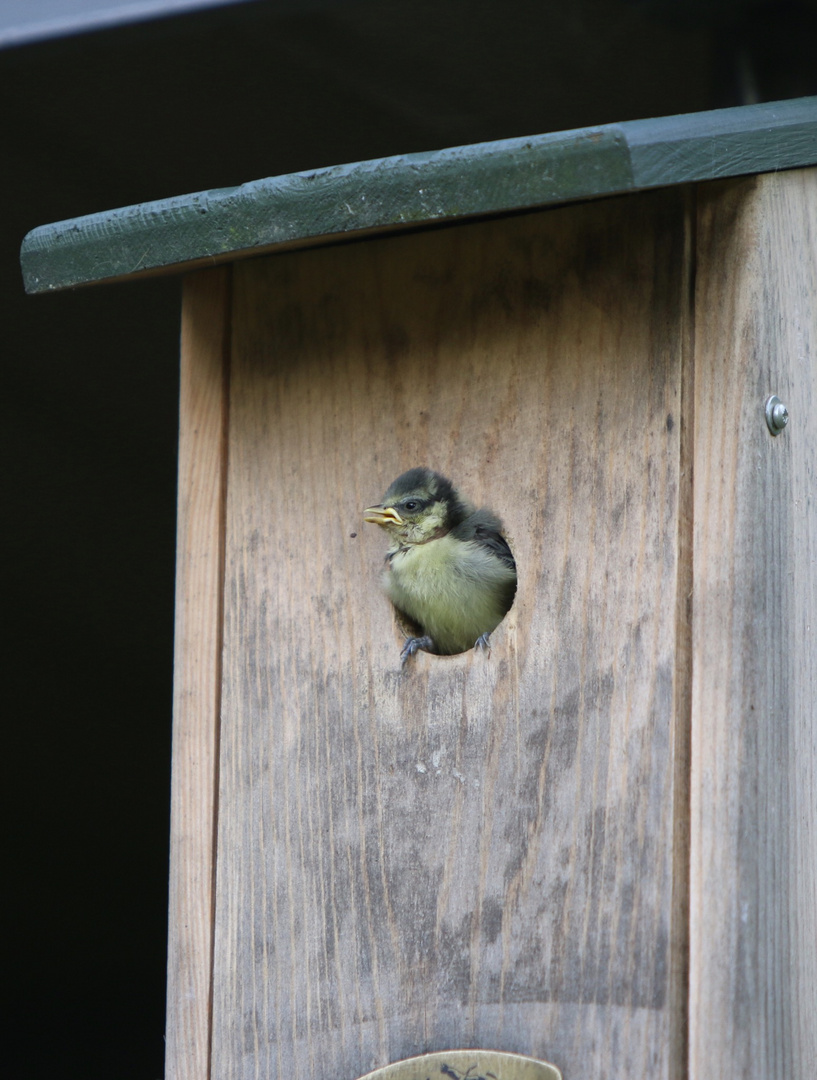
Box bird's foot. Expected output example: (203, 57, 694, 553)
(474, 632, 492, 654)
(400, 635, 435, 667)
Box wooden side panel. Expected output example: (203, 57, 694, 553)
(211, 191, 690, 1080)
(166, 268, 231, 1080)
(690, 168, 817, 1078)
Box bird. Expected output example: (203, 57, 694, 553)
(363, 467, 517, 665)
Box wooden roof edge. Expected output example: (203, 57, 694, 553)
(20, 96, 817, 294)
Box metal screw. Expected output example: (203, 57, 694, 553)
(765, 395, 789, 436)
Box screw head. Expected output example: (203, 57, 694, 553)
(765, 395, 789, 436)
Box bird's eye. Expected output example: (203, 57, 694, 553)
(403, 500, 419, 511)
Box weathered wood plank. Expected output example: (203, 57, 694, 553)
(165, 267, 231, 1080)
(689, 168, 817, 1078)
(211, 189, 691, 1080)
(627, 99, 817, 186)
(20, 98, 817, 294)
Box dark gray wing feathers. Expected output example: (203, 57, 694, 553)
(451, 508, 516, 571)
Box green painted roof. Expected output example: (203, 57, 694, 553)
(21, 96, 817, 294)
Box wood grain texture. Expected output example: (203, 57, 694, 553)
(165, 268, 231, 1080)
(210, 189, 691, 1080)
(689, 168, 817, 1077)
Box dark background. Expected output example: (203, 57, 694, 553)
(3, 1, 815, 1076)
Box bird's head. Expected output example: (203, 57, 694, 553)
(364, 467, 473, 547)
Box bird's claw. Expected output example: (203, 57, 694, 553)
(400, 635, 435, 667)
(474, 633, 492, 654)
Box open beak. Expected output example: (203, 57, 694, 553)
(363, 505, 404, 526)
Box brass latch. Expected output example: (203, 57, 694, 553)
(357, 1050, 562, 1080)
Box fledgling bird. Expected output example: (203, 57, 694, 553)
(363, 467, 517, 665)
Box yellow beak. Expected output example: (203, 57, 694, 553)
(363, 505, 404, 526)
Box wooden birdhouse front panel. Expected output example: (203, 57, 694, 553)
(201, 187, 691, 1080)
(164, 166, 817, 1080)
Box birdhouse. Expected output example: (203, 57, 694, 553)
(21, 98, 817, 1080)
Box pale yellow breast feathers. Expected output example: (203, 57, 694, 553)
(385, 535, 515, 653)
